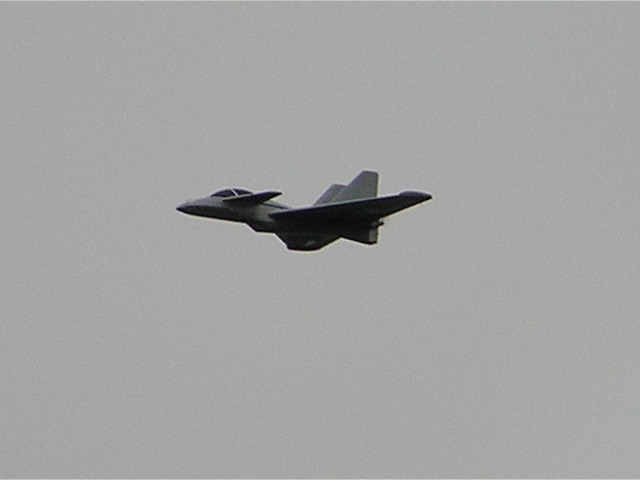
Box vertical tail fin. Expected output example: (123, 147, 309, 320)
(314, 184, 345, 205)
(331, 171, 378, 203)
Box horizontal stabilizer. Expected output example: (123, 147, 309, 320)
(223, 191, 282, 205)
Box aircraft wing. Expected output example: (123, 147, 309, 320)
(223, 191, 282, 205)
(270, 191, 432, 222)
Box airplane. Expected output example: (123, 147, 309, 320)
(176, 170, 432, 251)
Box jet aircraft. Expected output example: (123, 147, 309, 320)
(176, 170, 432, 251)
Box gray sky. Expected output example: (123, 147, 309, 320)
(2, 3, 640, 478)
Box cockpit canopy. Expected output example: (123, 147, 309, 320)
(210, 188, 253, 198)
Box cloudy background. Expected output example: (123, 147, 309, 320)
(2, 3, 639, 477)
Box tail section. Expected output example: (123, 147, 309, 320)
(313, 171, 378, 206)
(314, 170, 378, 205)
(314, 184, 345, 205)
(332, 171, 378, 203)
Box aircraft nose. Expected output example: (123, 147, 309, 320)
(176, 202, 192, 214)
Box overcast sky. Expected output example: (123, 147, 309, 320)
(2, 3, 640, 478)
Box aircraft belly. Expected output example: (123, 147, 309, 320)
(274, 217, 377, 234)
(272, 218, 381, 250)
(274, 231, 340, 251)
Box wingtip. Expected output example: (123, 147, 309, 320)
(400, 191, 432, 202)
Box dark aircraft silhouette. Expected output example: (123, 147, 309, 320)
(176, 170, 431, 251)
